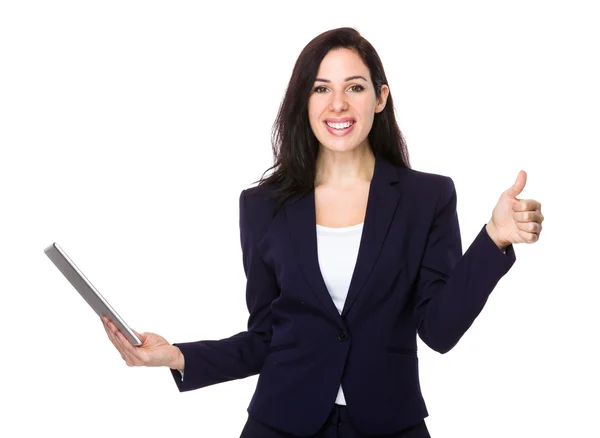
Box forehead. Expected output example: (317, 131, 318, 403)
(316, 48, 370, 81)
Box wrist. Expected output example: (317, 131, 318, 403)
(168, 345, 185, 371)
(486, 221, 509, 252)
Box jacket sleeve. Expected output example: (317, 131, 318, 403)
(413, 177, 516, 354)
(168, 189, 279, 391)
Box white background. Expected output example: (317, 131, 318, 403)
(1, 1, 598, 436)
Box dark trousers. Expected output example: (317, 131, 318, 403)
(239, 404, 431, 438)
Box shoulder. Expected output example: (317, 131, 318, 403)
(240, 183, 277, 211)
(239, 183, 280, 235)
(398, 167, 456, 201)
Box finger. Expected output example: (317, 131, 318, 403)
(521, 230, 539, 243)
(113, 330, 141, 366)
(101, 317, 119, 347)
(506, 170, 526, 198)
(517, 223, 542, 240)
(513, 211, 544, 223)
(110, 324, 146, 364)
(104, 320, 133, 363)
(117, 329, 142, 354)
(517, 220, 541, 233)
(105, 329, 127, 362)
(102, 318, 144, 365)
(513, 199, 540, 212)
(104, 323, 127, 360)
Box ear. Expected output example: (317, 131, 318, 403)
(375, 84, 389, 113)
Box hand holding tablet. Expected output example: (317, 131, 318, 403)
(44, 242, 184, 370)
(101, 316, 184, 369)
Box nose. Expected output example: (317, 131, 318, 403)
(328, 91, 348, 112)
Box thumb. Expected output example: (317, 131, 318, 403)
(505, 170, 527, 198)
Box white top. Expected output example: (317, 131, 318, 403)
(179, 222, 365, 407)
(316, 221, 364, 405)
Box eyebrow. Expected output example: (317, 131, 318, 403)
(314, 75, 368, 83)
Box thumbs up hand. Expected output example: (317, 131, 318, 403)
(486, 170, 544, 251)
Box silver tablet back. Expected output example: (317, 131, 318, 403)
(44, 243, 142, 346)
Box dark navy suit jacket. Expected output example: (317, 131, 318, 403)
(170, 153, 516, 436)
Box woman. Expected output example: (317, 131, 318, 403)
(102, 27, 544, 437)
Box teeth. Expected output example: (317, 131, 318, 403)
(326, 121, 354, 129)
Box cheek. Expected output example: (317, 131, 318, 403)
(307, 103, 322, 125)
(307, 112, 319, 129)
(360, 104, 377, 122)
(358, 99, 376, 113)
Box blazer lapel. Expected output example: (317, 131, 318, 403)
(285, 153, 403, 324)
(341, 154, 402, 317)
(285, 181, 343, 325)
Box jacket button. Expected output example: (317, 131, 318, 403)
(337, 330, 348, 341)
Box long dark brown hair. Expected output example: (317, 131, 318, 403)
(253, 27, 411, 215)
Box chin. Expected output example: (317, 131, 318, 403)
(318, 143, 362, 153)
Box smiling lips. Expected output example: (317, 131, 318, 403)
(324, 119, 355, 136)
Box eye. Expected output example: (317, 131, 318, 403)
(312, 84, 365, 93)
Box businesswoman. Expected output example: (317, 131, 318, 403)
(102, 27, 544, 437)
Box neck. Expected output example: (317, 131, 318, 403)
(314, 146, 375, 189)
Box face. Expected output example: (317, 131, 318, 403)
(308, 48, 389, 154)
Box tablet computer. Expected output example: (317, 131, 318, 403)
(44, 242, 142, 346)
